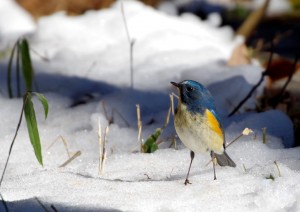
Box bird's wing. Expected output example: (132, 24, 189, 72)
(204, 109, 224, 139)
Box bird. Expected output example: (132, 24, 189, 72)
(171, 80, 236, 185)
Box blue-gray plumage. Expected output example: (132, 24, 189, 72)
(171, 80, 236, 185)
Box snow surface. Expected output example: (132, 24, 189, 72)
(0, 0, 299, 211)
(0, 0, 35, 49)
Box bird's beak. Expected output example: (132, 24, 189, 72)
(170, 81, 180, 88)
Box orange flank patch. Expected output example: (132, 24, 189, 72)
(205, 109, 223, 138)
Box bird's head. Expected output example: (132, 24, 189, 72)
(171, 80, 215, 111)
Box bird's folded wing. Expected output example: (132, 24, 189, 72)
(205, 109, 223, 138)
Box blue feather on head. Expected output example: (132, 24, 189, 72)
(172, 80, 216, 113)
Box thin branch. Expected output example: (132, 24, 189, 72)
(0, 192, 9, 212)
(228, 74, 265, 117)
(0, 95, 28, 187)
(228, 45, 274, 117)
(0, 95, 30, 212)
(121, 1, 135, 89)
(50, 205, 58, 212)
(35, 197, 50, 212)
(121, 1, 131, 44)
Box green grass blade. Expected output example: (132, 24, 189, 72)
(33, 92, 49, 119)
(7, 41, 18, 98)
(23, 93, 43, 165)
(20, 39, 33, 92)
(142, 128, 161, 153)
(16, 43, 21, 97)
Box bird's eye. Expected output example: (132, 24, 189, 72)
(186, 86, 194, 92)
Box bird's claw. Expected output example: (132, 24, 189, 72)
(184, 179, 192, 186)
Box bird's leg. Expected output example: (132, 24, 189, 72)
(184, 151, 195, 185)
(211, 151, 217, 180)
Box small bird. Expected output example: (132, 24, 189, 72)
(171, 80, 236, 185)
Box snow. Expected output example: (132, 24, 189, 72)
(0, 0, 35, 50)
(0, 0, 299, 211)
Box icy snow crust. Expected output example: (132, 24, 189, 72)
(0, 1, 299, 211)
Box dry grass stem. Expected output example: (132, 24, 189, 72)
(136, 104, 142, 152)
(47, 136, 71, 158)
(100, 126, 109, 174)
(59, 151, 81, 168)
(98, 118, 102, 175)
(102, 101, 130, 126)
(168, 135, 177, 149)
(207, 128, 253, 166)
(226, 128, 253, 148)
(170, 94, 175, 116)
(102, 102, 113, 124)
(262, 127, 267, 144)
(163, 106, 171, 129)
(172, 92, 179, 99)
(274, 161, 282, 177)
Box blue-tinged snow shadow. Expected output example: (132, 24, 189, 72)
(207, 76, 294, 148)
(0, 199, 121, 212)
(0, 62, 171, 129)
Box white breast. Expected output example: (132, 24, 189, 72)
(174, 104, 224, 154)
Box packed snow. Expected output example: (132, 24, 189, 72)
(0, 0, 299, 211)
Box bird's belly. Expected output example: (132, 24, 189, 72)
(174, 106, 224, 154)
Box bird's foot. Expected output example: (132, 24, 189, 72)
(184, 179, 192, 186)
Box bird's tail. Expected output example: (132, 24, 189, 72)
(214, 151, 236, 167)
